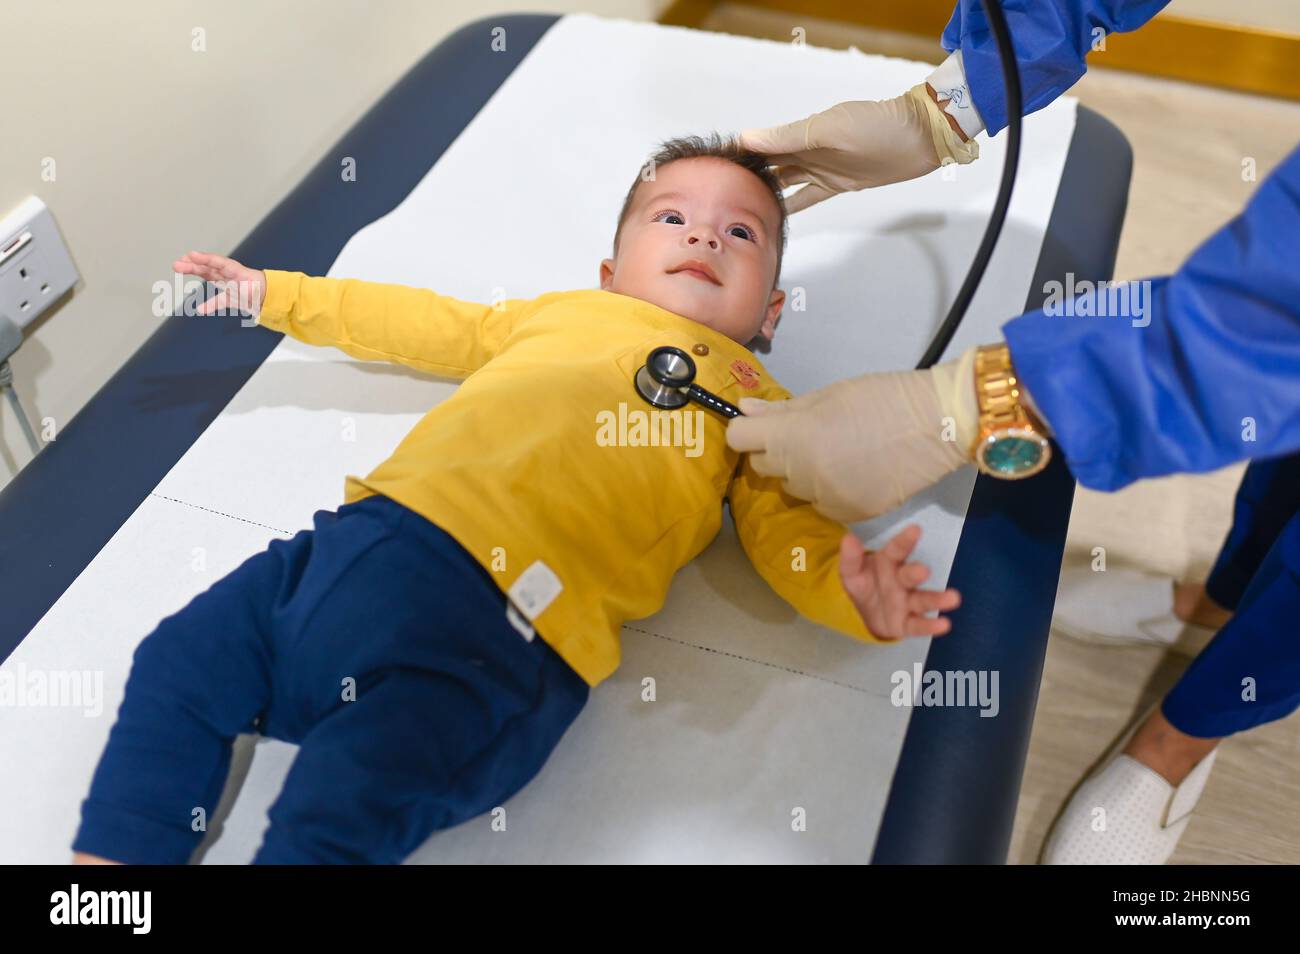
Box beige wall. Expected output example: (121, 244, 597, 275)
(1, 0, 667, 488)
(1168, 0, 1300, 32)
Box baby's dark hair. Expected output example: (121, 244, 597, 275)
(613, 132, 788, 289)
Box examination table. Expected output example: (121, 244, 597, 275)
(0, 13, 1131, 863)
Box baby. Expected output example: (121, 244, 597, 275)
(72, 133, 959, 865)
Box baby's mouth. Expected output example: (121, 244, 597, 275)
(667, 261, 722, 286)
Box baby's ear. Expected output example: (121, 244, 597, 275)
(757, 287, 785, 340)
(599, 258, 615, 289)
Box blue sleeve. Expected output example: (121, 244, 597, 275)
(1002, 145, 1300, 492)
(942, 0, 1171, 134)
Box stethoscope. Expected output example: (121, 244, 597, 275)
(634, 345, 742, 419)
(634, 0, 1021, 423)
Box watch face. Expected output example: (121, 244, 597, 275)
(983, 436, 1045, 475)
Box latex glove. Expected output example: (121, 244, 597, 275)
(726, 346, 980, 523)
(740, 83, 979, 213)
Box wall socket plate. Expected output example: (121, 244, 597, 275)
(0, 196, 80, 331)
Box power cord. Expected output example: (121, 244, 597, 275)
(0, 313, 43, 465)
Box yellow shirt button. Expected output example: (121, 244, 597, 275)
(692, 343, 709, 356)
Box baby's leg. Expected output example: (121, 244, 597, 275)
(70, 533, 298, 864)
(252, 644, 588, 864)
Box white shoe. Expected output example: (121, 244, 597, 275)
(1041, 709, 1219, 865)
(1053, 565, 1218, 654)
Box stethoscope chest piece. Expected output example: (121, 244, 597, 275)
(634, 345, 743, 419)
(635, 346, 695, 410)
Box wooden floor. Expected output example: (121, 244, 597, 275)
(698, 3, 1300, 864)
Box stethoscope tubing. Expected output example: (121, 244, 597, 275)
(634, 0, 1019, 420)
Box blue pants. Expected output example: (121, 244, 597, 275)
(73, 495, 589, 864)
(1162, 453, 1300, 738)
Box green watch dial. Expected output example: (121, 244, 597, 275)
(983, 436, 1045, 475)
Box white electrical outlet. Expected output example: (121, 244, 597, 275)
(0, 196, 80, 331)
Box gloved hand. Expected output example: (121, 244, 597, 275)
(739, 83, 979, 213)
(725, 346, 981, 523)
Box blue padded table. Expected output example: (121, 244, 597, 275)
(0, 13, 1130, 863)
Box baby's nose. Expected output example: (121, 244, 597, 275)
(688, 234, 718, 249)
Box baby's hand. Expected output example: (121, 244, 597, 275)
(839, 524, 960, 641)
(172, 251, 267, 317)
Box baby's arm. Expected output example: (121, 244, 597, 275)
(726, 453, 959, 642)
(173, 251, 530, 379)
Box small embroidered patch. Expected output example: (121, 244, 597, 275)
(729, 359, 761, 389)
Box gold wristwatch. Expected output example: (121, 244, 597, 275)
(970, 343, 1051, 479)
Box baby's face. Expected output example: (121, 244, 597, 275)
(600, 157, 785, 345)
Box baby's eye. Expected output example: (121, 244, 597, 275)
(652, 210, 754, 241)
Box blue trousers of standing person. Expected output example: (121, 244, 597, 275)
(1162, 453, 1300, 739)
(72, 494, 590, 864)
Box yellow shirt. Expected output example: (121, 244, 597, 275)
(256, 270, 883, 686)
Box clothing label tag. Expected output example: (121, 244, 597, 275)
(505, 601, 536, 641)
(729, 359, 761, 390)
(507, 560, 563, 621)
